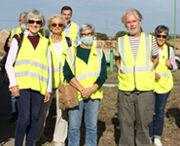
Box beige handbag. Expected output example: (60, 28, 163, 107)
(58, 47, 78, 110)
(58, 84, 78, 110)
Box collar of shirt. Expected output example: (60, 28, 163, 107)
(24, 29, 40, 38)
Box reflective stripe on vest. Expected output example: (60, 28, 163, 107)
(157, 72, 170, 77)
(15, 71, 48, 83)
(76, 72, 99, 81)
(15, 59, 48, 71)
(76, 47, 102, 81)
(67, 47, 75, 72)
(53, 66, 64, 73)
(119, 35, 153, 73)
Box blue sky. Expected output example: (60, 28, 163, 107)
(0, 0, 179, 36)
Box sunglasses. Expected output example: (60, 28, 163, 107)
(156, 34, 167, 39)
(81, 32, 93, 36)
(28, 20, 42, 25)
(51, 23, 64, 27)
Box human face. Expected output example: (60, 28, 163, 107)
(50, 17, 64, 35)
(125, 13, 141, 37)
(27, 17, 42, 35)
(19, 13, 26, 25)
(80, 29, 94, 46)
(156, 31, 168, 47)
(61, 10, 72, 24)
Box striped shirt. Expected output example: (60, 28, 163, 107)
(115, 35, 159, 60)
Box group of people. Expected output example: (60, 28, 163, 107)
(5, 6, 107, 146)
(3, 5, 177, 146)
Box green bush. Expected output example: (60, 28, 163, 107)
(114, 31, 128, 40)
(96, 32, 108, 40)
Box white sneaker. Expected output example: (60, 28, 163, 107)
(154, 138, 162, 146)
(149, 137, 153, 144)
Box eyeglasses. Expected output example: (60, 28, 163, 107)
(28, 20, 42, 25)
(81, 32, 93, 36)
(156, 34, 167, 39)
(51, 23, 64, 27)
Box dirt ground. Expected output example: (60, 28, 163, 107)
(37, 86, 180, 146)
(38, 71, 180, 146)
(1, 71, 180, 146)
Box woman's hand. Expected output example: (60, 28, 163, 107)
(44, 92, 51, 103)
(166, 59, 172, 69)
(155, 72, 160, 80)
(11, 86, 20, 97)
(82, 84, 99, 98)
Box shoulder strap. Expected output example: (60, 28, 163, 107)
(13, 32, 24, 66)
(65, 36, 72, 47)
(16, 32, 24, 58)
(167, 43, 170, 59)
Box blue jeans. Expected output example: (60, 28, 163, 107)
(149, 91, 171, 138)
(15, 89, 43, 146)
(68, 99, 100, 146)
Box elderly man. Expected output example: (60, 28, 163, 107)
(115, 9, 159, 146)
(61, 6, 80, 46)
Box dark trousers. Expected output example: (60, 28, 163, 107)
(15, 89, 43, 146)
(149, 91, 170, 138)
(35, 90, 54, 143)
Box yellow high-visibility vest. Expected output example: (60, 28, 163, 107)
(49, 36, 75, 89)
(62, 22, 78, 44)
(75, 46, 103, 101)
(154, 44, 173, 93)
(14, 34, 49, 95)
(10, 27, 22, 38)
(117, 32, 154, 91)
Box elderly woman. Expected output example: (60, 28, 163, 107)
(149, 25, 177, 146)
(63, 24, 107, 146)
(35, 14, 71, 146)
(5, 9, 52, 146)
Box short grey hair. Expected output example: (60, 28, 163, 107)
(25, 9, 45, 27)
(155, 25, 169, 36)
(79, 24, 95, 35)
(47, 14, 67, 30)
(121, 9, 143, 25)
